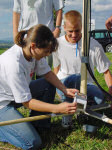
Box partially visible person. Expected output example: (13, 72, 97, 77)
(53, 10, 112, 128)
(13, 0, 64, 39)
(13, 0, 64, 67)
(105, 16, 112, 31)
(0, 24, 78, 150)
(13, 0, 64, 38)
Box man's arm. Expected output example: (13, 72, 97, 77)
(53, 65, 60, 75)
(23, 71, 78, 114)
(44, 71, 79, 98)
(105, 16, 112, 31)
(104, 69, 112, 94)
(13, 12, 20, 42)
(23, 98, 77, 114)
(53, 9, 63, 38)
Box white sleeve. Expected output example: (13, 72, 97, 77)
(35, 58, 51, 76)
(53, 51, 60, 68)
(13, 0, 21, 13)
(8, 72, 32, 103)
(94, 41, 111, 73)
(53, 0, 64, 11)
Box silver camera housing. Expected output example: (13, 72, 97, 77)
(74, 93, 87, 112)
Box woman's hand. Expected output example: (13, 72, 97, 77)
(62, 88, 79, 98)
(54, 102, 77, 114)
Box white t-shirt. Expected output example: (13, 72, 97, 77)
(0, 45, 51, 108)
(53, 35, 111, 82)
(13, 0, 64, 31)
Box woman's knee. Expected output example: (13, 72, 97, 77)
(49, 83, 56, 94)
(45, 83, 56, 103)
(29, 137, 42, 150)
(45, 81, 56, 96)
(21, 133, 42, 150)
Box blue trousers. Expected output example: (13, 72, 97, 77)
(0, 78, 56, 150)
(57, 74, 104, 105)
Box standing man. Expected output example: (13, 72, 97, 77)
(13, 0, 64, 66)
(53, 10, 112, 128)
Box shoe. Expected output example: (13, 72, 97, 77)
(62, 115, 73, 128)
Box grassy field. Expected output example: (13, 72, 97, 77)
(0, 48, 7, 54)
(0, 49, 112, 150)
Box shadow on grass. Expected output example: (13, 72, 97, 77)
(38, 119, 78, 150)
(81, 108, 112, 141)
(37, 108, 112, 149)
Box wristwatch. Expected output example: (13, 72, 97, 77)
(56, 26, 61, 30)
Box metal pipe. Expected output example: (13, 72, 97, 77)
(80, 0, 90, 95)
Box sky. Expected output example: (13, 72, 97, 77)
(0, 0, 112, 40)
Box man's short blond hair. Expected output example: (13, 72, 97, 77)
(64, 10, 82, 25)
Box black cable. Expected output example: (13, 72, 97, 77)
(86, 64, 112, 100)
(84, 0, 112, 101)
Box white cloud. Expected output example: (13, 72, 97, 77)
(0, 0, 13, 15)
(65, 0, 112, 13)
(0, 0, 13, 40)
(0, 8, 12, 14)
(64, 0, 82, 13)
(0, 0, 13, 18)
(0, 0, 13, 8)
(92, 3, 112, 12)
(65, 0, 81, 6)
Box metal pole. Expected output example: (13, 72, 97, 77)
(80, 0, 90, 95)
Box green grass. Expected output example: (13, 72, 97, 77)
(94, 53, 112, 92)
(0, 49, 7, 54)
(0, 50, 112, 150)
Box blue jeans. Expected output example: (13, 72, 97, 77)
(0, 78, 56, 150)
(57, 74, 104, 105)
(29, 78, 56, 128)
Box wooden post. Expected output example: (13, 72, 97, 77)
(80, 0, 90, 95)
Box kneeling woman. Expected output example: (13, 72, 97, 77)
(0, 24, 78, 150)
